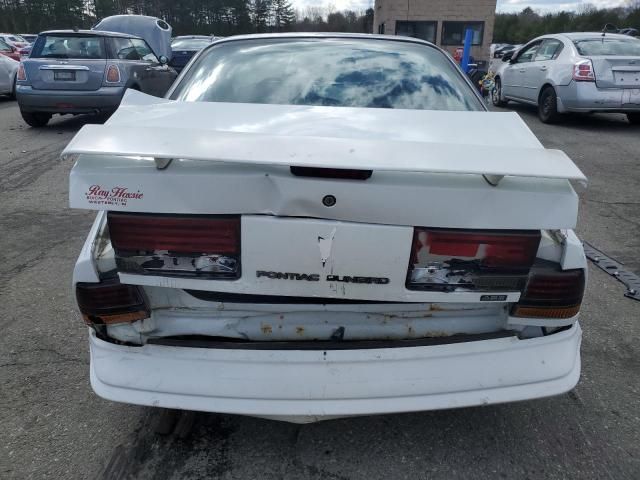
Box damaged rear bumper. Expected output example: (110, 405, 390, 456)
(89, 322, 581, 423)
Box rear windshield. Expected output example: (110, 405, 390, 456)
(171, 38, 212, 50)
(170, 38, 483, 111)
(31, 35, 105, 59)
(574, 37, 640, 56)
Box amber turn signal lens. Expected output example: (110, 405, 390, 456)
(511, 305, 581, 320)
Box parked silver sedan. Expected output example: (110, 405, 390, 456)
(492, 33, 640, 124)
(16, 30, 177, 127)
(0, 52, 18, 97)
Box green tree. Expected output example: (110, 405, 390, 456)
(272, 0, 294, 31)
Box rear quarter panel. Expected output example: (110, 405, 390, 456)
(548, 38, 579, 87)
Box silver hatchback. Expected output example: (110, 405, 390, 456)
(492, 33, 640, 124)
(16, 30, 177, 127)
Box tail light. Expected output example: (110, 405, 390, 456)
(573, 60, 595, 82)
(105, 64, 121, 83)
(107, 213, 240, 279)
(407, 228, 540, 291)
(512, 269, 585, 319)
(16, 63, 26, 81)
(76, 279, 149, 325)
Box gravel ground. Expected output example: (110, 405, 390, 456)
(0, 97, 639, 480)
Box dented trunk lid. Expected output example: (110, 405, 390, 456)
(590, 56, 640, 89)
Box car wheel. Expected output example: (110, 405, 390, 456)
(627, 113, 640, 125)
(538, 87, 560, 124)
(21, 110, 51, 128)
(492, 78, 508, 107)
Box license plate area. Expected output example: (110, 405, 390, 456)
(614, 71, 640, 87)
(54, 71, 76, 81)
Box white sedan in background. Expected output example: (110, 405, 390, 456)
(0, 53, 18, 98)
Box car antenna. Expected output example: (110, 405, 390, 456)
(602, 23, 617, 38)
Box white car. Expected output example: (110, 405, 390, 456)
(66, 34, 587, 424)
(0, 53, 18, 97)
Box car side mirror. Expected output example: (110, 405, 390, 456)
(159, 55, 168, 65)
(502, 52, 513, 62)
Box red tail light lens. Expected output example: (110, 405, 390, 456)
(105, 64, 121, 83)
(108, 213, 240, 279)
(407, 228, 540, 291)
(573, 60, 595, 82)
(512, 269, 585, 319)
(76, 279, 149, 325)
(17, 63, 26, 81)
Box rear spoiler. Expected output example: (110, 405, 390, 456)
(62, 125, 586, 186)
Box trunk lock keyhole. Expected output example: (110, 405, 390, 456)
(322, 195, 337, 207)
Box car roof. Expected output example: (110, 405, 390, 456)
(39, 29, 142, 40)
(204, 32, 441, 49)
(559, 32, 637, 41)
(173, 35, 212, 39)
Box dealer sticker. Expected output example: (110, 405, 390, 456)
(85, 185, 143, 207)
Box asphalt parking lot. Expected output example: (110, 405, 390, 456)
(1, 97, 639, 480)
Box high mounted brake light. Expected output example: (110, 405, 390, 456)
(107, 213, 240, 278)
(512, 268, 585, 319)
(76, 279, 149, 325)
(290, 166, 372, 180)
(407, 228, 540, 291)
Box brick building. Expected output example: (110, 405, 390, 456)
(373, 0, 498, 61)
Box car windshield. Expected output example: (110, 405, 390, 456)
(574, 37, 640, 56)
(171, 38, 212, 50)
(170, 38, 483, 111)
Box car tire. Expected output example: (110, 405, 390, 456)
(538, 87, 560, 124)
(21, 110, 51, 128)
(627, 113, 640, 125)
(492, 78, 508, 107)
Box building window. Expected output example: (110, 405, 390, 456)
(395, 21, 437, 44)
(378, 23, 385, 35)
(441, 21, 484, 46)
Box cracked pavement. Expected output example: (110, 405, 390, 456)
(1, 97, 639, 479)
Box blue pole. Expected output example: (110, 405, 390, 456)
(461, 28, 473, 73)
